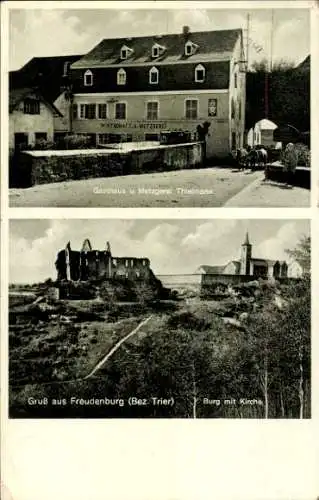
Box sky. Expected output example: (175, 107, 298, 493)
(9, 219, 309, 283)
(9, 7, 310, 71)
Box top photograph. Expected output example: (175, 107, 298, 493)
(8, 6, 311, 208)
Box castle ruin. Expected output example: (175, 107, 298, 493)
(55, 239, 152, 282)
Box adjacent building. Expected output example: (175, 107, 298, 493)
(69, 26, 246, 158)
(9, 54, 82, 147)
(196, 232, 303, 280)
(9, 87, 63, 152)
(247, 118, 279, 148)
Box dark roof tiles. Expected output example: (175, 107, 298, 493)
(71, 29, 241, 69)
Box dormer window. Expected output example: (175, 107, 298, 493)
(84, 70, 93, 86)
(195, 64, 205, 82)
(120, 45, 133, 60)
(117, 68, 126, 85)
(152, 43, 165, 58)
(152, 46, 159, 58)
(149, 66, 159, 84)
(185, 40, 198, 56)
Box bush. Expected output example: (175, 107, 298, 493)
(63, 134, 93, 150)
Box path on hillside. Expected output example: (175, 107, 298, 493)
(84, 315, 153, 379)
(9, 167, 262, 207)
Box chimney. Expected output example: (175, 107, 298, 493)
(182, 25, 190, 38)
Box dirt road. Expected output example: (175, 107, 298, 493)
(9, 167, 262, 207)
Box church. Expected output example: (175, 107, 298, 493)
(196, 233, 302, 279)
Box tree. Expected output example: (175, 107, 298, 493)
(285, 235, 310, 276)
(246, 58, 310, 132)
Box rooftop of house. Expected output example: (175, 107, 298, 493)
(256, 118, 278, 131)
(10, 54, 82, 102)
(71, 28, 242, 69)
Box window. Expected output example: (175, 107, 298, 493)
(126, 134, 133, 142)
(238, 100, 241, 120)
(152, 46, 159, 58)
(131, 260, 134, 267)
(185, 40, 198, 56)
(84, 70, 93, 86)
(146, 101, 159, 120)
(98, 103, 107, 119)
(234, 73, 238, 88)
(98, 134, 110, 144)
(125, 260, 128, 267)
(86, 105, 96, 119)
(136, 271, 140, 278)
(112, 258, 117, 266)
(117, 68, 126, 85)
(23, 99, 40, 115)
(149, 66, 159, 84)
(120, 45, 133, 60)
(195, 64, 205, 82)
(185, 99, 198, 119)
(109, 134, 122, 143)
(79, 104, 96, 119)
(145, 133, 159, 141)
(35, 132, 47, 144)
(115, 102, 126, 120)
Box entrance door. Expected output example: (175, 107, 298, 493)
(14, 133, 28, 151)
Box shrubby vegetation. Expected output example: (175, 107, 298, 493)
(9, 238, 310, 419)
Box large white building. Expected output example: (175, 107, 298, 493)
(68, 26, 246, 159)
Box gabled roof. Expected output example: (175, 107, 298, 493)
(10, 54, 82, 102)
(71, 28, 242, 69)
(9, 87, 63, 116)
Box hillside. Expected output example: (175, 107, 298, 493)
(9, 276, 310, 418)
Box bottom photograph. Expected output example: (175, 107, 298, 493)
(8, 218, 311, 418)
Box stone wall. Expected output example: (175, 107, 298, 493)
(13, 142, 203, 187)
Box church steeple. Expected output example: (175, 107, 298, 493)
(240, 232, 252, 275)
(243, 232, 250, 245)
